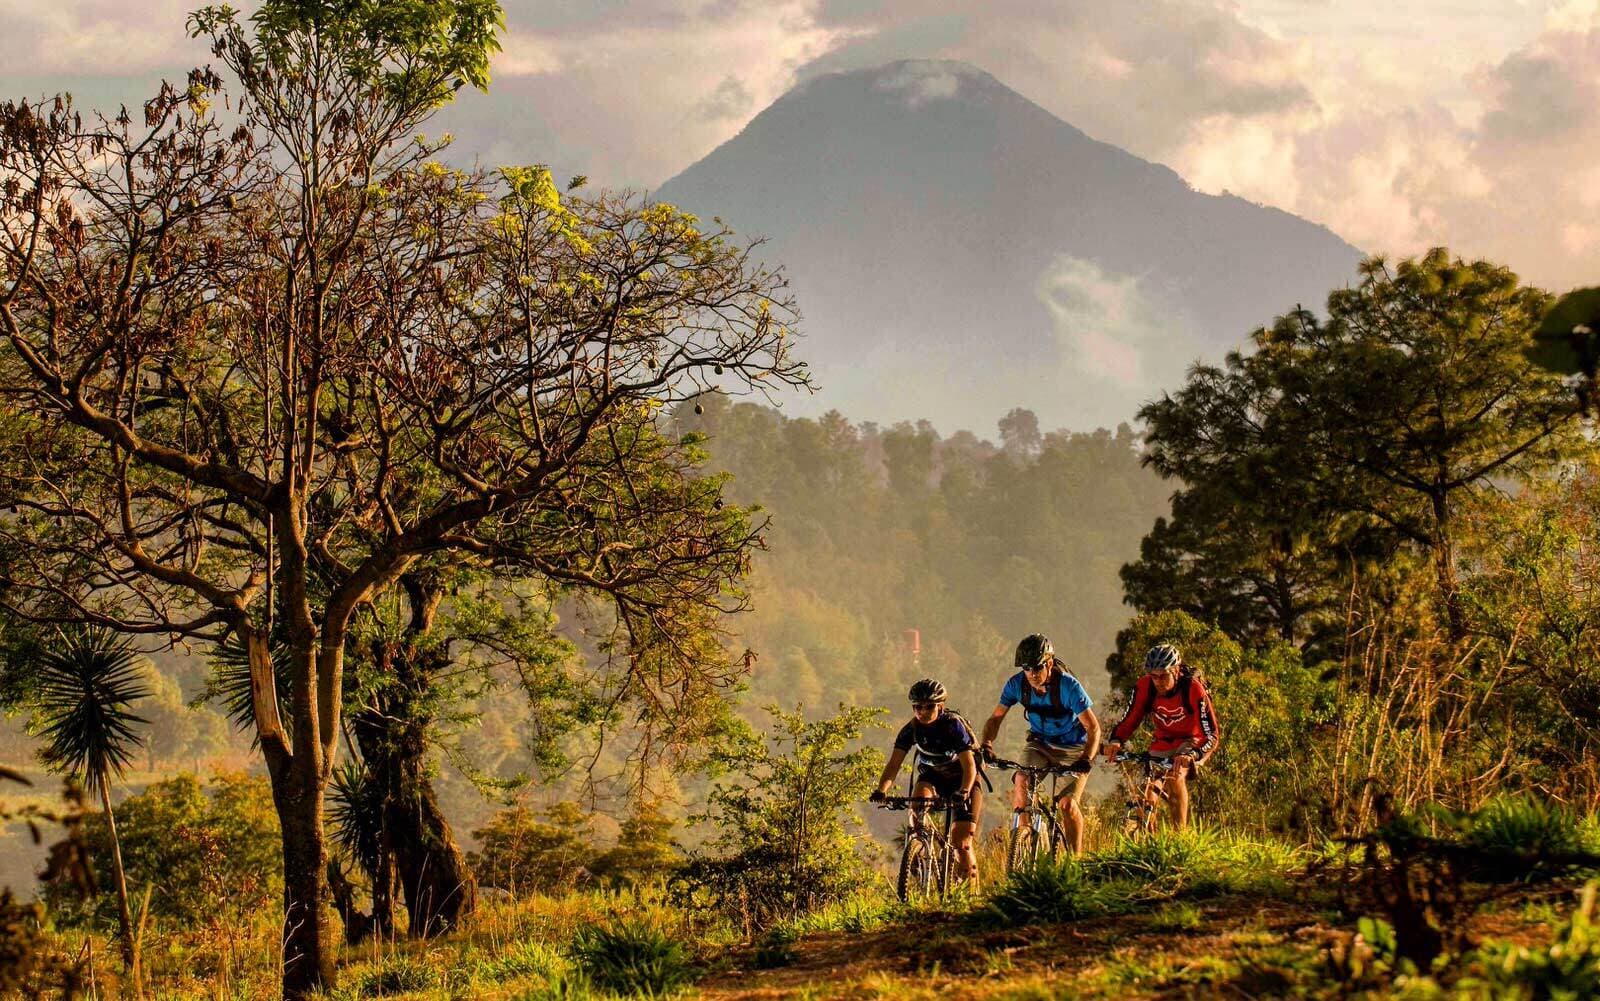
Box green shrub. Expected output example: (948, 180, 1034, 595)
(591, 802, 682, 890)
(673, 706, 884, 931)
(42, 771, 280, 929)
(471, 802, 597, 896)
(1464, 796, 1596, 881)
(357, 957, 438, 996)
(569, 919, 694, 996)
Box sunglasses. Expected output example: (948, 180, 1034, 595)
(911, 701, 941, 711)
(1023, 663, 1051, 675)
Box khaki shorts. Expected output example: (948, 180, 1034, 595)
(1019, 736, 1088, 804)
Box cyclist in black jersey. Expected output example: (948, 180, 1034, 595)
(871, 678, 983, 883)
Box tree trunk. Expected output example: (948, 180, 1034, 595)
(99, 782, 142, 999)
(352, 674, 476, 937)
(371, 829, 397, 939)
(1429, 491, 1464, 640)
(389, 762, 476, 936)
(272, 765, 336, 1000)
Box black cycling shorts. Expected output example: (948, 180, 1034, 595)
(914, 761, 981, 823)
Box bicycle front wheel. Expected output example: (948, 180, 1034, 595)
(1006, 819, 1040, 874)
(897, 835, 935, 902)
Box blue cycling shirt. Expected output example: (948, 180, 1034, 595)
(999, 669, 1093, 746)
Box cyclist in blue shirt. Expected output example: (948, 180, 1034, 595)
(979, 634, 1101, 854)
(871, 678, 983, 883)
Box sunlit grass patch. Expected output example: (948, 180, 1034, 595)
(470, 939, 568, 985)
(1146, 900, 1203, 932)
(568, 918, 694, 997)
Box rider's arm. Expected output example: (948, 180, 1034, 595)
(1077, 708, 1101, 764)
(1105, 678, 1152, 759)
(1191, 684, 1220, 764)
(876, 746, 909, 795)
(956, 748, 977, 795)
(979, 704, 1008, 752)
(1109, 677, 1153, 744)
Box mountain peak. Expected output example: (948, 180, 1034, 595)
(656, 62, 1361, 432)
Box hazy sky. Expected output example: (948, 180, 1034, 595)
(2, 0, 1596, 288)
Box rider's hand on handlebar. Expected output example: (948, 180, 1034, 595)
(1103, 741, 1121, 762)
(869, 790, 886, 803)
(979, 741, 995, 764)
(1069, 758, 1092, 775)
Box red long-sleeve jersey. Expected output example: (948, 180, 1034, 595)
(1110, 674, 1219, 761)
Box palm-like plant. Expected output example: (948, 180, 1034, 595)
(33, 626, 150, 990)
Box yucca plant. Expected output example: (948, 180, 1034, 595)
(32, 625, 150, 992)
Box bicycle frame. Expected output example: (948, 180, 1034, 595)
(1113, 751, 1177, 835)
(875, 795, 958, 902)
(989, 756, 1085, 871)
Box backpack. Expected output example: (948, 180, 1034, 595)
(911, 707, 993, 792)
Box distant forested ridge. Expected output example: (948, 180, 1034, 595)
(670, 399, 1169, 718)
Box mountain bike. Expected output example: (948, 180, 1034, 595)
(874, 795, 960, 902)
(1113, 750, 1179, 835)
(987, 756, 1090, 873)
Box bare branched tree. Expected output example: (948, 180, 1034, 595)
(0, 3, 806, 994)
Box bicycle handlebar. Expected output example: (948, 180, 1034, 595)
(872, 795, 959, 811)
(1113, 751, 1179, 768)
(986, 755, 1091, 776)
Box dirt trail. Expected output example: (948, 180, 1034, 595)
(696, 897, 1339, 999)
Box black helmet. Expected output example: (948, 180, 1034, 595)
(1015, 634, 1053, 668)
(908, 678, 947, 703)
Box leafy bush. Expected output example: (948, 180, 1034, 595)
(42, 771, 279, 928)
(471, 802, 596, 896)
(590, 802, 682, 890)
(569, 919, 693, 996)
(672, 705, 884, 931)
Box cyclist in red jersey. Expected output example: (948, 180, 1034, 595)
(1103, 643, 1220, 829)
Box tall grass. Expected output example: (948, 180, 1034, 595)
(982, 827, 1304, 929)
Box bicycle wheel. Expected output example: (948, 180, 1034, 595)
(1006, 817, 1040, 874)
(897, 834, 934, 902)
(1043, 821, 1064, 865)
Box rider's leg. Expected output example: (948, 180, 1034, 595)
(1166, 766, 1190, 829)
(1056, 794, 1085, 854)
(951, 819, 979, 882)
(911, 780, 938, 832)
(1056, 771, 1088, 853)
(1011, 772, 1029, 811)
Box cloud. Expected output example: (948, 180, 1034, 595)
(693, 75, 755, 122)
(2, 0, 1594, 290)
(872, 60, 966, 107)
(0, 0, 204, 75)
(1036, 257, 1163, 387)
(1166, 13, 1600, 288)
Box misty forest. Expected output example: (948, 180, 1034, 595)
(3, 3, 1600, 1000)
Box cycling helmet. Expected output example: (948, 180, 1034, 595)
(908, 678, 947, 704)
(1144, 643, 1182, 673)
(1014, 634, 1053, 668)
